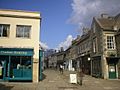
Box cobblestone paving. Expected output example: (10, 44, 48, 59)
(0, 69, 120, 90)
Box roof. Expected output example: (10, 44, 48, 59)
(97, 18, 114, 29)
(95, 13, 120, 30)
(0, 9, 41, 19)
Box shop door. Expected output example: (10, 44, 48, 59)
(109, 64, 116, 79)
(0, 60, 8, 80)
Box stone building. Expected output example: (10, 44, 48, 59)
(0, 9, 41, 82)
(64, 47, 72, 71)
(90, 14, 120, 79)
(76, 28, 91, 74)
(115, 28, 120, 79)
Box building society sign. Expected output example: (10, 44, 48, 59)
(0, 48, 33, 56)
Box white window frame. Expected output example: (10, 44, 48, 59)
(16, 25, 31, 38)
(0, 24, 10, 37)
(93, 38, 97, 53)
(93, 23, 96, 33)
(107, 35, 115, 50)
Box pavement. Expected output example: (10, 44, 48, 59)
(0, 69, 120, 90)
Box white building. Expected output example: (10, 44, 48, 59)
(0, 9, 41, 82)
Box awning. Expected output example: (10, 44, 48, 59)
(106, 57, 120, 64)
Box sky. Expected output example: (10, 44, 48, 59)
(0, 0, 120, 50)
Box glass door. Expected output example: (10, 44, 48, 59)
(0, 56, 9, 80)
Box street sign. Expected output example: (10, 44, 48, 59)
(70, 74, 77, 84)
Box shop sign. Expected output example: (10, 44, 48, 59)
(0, 48, 33, 56)
(70, 74, 77, 84)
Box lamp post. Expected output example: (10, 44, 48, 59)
(88, 57, 92, 75)
(88, 57, 90, 61)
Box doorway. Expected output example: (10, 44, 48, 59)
(109, 64, 116, 79)
(0, 56, 9, 80)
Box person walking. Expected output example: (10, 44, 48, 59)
(59, 64, 63, 74)
(77, 68, 84, 86)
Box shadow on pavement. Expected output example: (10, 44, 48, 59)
(0, 83, 14, 90)
(40, 73, 46, 81)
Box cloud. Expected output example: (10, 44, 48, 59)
(57, 35, 74, 50)
(69, 0, 120, 32)
(40, 42, 49, 50)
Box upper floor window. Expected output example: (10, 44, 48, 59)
(93, 23, 96, 33)
(93, 38, 97, 53)
(107, 36, 115, 49)
(16, 25, 31, 38)
(0, 24, 10, 37)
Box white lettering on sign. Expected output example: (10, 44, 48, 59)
(0, 51, 28, 55)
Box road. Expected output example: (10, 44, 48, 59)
(0, 69, 120, 90)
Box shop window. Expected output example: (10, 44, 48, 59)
(0, 24, 10, 37)
(10, 56, 32, 78)
(16, 25, 31, 38)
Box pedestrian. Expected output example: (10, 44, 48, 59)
(59, 64, 63, 74)
(77, 68, 84, 86)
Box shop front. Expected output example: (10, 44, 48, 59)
(91, 56, 102, 78)
(80, 55, 91, 75)
(106, 57, 120, 79)
(0, 48, 33, 81)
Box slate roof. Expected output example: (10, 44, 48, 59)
(95, 13, 120, 30)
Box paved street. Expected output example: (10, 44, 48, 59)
(0, 69, 120, 90)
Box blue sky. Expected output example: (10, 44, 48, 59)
(0, 0, 120, 50)
(0, 0, 77, 50)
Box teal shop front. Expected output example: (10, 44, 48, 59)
(0, 48, 34, 81)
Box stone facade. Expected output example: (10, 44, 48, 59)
(115, 29, 120, 78)
(76, 28, 91, 74)
(90, 14, 120, 79)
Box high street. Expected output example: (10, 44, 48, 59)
(0, 69, 120, 90)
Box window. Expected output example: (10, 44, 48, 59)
(0, 24, 10, 37)
(93, 38, 97, 53)
(93, 23, 96, 33)
(16, 25, 31, 38)
(107, 36, 115, 49)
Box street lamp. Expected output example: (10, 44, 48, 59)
(88, 57, 92, 75)
(88, 57, 91, 61)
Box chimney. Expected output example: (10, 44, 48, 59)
(101, 13, 108, 18)
(60, 47, 64, 52)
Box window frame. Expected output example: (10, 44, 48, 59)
(107, 35, 115, 50)
(16, 25, 31, 39)
(0, 24, 10, 37)
(93, 38, 97, 53)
